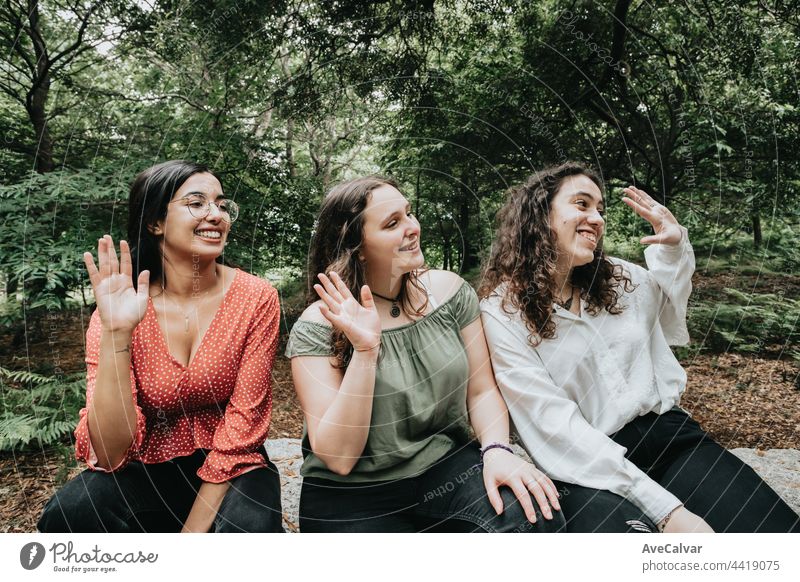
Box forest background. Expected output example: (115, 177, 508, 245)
(1, 0, 798, 531)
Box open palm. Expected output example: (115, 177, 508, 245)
(84, 235, 150, 332)
(621, 186, 684, 246)
(314, 271, 381, 351)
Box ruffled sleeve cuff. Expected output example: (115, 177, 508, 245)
(196, 449, 267, 483)
(74, 406, 146, 472)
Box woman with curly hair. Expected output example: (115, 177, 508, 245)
(479, 161, 799, 533)
(286, 176, 565, 532)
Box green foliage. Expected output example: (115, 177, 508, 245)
(0, 0, 798, 324)
(0, 367, 85, 451)
(688, 289, 800, 355)
(0, 167, 131, 323)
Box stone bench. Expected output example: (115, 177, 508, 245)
(265, 439, 800, 532)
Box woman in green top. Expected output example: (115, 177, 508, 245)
(286, 176, 565, 532)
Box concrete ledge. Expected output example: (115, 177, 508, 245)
(266, 439, 800, 532)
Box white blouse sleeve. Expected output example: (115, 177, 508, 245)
(642, 226, 695, 345)
(480, 305, 683, 525)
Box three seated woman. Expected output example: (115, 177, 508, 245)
(39, 160, 800, 533)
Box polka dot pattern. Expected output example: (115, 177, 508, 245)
(74, 269, 281, 484)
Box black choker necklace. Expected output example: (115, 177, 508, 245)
(557, 285, 576, 311)
(371, 290, 401, 317)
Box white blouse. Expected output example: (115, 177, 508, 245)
(480, 229, 694, 524)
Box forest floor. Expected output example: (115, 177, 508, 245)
(1, 270, 798, 532)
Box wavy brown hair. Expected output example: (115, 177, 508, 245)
(478, 162, 635, 346)
(307, 176, 428, 367)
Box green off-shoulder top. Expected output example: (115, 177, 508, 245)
(285, 280, 481, 482)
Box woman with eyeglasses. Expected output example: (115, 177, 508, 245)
(38, 160, 284, 533)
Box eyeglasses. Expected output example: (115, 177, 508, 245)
(172, 194, 239, 223)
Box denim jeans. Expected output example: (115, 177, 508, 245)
(555, 483, 656, 532)
(38, 447, 283, 533)
(300, 441, 569, 532)
(611, 408, 800, 533)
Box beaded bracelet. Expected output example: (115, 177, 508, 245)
(479, 442, 514, 463)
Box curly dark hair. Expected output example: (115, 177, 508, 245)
(306, 176, 428, 367)
(478, 162, 635, 346)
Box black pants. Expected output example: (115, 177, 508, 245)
(556, 483, 656, 532)
(38, 447, 284, 533)
(608, 409, 799, 533)
(300, 441, 572, 532)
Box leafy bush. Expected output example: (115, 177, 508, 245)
(688, 288, 799, 355)
(0, 366, 84, 451)
(0, 167, 131, 324)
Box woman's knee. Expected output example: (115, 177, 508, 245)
(213, 466, 284, 533)
(38, 472, 113, 532)
(214, 507, 284, 533)
(473, 487, 566, 533)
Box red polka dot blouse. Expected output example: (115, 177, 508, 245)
(73, 269, 280, 483)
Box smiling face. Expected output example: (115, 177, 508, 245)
(153, 172, 231, 262)
(360, 184, 424, 277)
(549, 173, 605, 270)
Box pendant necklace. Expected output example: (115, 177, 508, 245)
(557, 285, 576, 312)
(371, 290, 402, 318)
(160, 272, 218, 332)
(162, 290, 209, 332)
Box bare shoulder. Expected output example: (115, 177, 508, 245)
(421, 269, 466, 304)
(297, 300, 332, 326)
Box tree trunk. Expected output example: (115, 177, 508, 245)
(26, 0, 54, 173)
(29, 84, 54, 173)
(443, 239, 452, 271)
(751, 208, 762, 249)
(286, 118, 296, 178)
(661, 162, 673, 207)
(457, 175, 477, 272)
(415, 171, 421, 215)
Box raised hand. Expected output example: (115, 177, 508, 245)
(83, 235, 150, 332)
(314, 271, 382, 352)
(621, 186, 685, 246)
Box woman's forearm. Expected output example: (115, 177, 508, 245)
(312, 348, 379, 474)
(467, 386, 511, 446)
(181, 481, 232, 533)
(86, 328, 140, 469)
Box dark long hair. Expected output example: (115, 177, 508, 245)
(307, 176, 428, 367)
(127, 160, 223, 288)
(478, 162, 635, 346)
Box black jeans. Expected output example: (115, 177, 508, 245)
(556, 483, 656, 532)
(610, 408, 800, 533)
(38, 447, 284, 533)
(300, 442, 568, 532)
